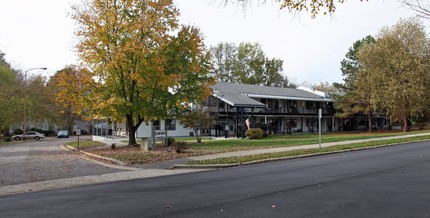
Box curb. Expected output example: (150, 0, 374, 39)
(172, 139, 430, 169)
(59, 143, 141, 171)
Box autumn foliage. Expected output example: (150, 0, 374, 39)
(71, 0, 214, 144)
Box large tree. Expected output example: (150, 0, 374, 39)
(221, 0, 367, 18)
(48, 65, 90, 133)
(0, 51, 21, 135)
(358, 17, 430, 132)
(71, 0, 213, 145)
(332, 35, 376, 132)
(210, 42, 294, 87)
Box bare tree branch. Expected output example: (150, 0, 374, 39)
(400, 0, 430, 19)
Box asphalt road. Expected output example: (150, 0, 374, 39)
(0, 136, 123, 185)
(1, 140, 429, 217)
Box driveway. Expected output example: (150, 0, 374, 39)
(0, 136, 124, 186)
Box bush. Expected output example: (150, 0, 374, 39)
(172, 141, 188, 153)
(3, 137, 11, 142)
(167, 137, 175, 146)
(262, 131, 268, 138)
(14, 129, 23, 135)
(245, 128, 264, 139)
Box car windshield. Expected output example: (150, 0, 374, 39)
(59, 131, 68, 134)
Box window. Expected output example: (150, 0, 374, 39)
(218, 101, 225, 109)
(287, 119, 297, 128)
(153, 120, 160, 130)
(306, 101, 315, 109)
(165, 119, 176, 131)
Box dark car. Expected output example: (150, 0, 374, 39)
(57, 130, 69, 138)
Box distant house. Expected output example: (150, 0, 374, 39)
(93, 82, 386, 140)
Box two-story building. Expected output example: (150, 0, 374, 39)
(94, 82, 386, 140)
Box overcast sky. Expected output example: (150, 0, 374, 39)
(0, 0, 427, 85)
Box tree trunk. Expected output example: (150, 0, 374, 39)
(126, 114, 144, 145)
(386, 118, 391, 131)
(403, 113, 410, 132)
(367, 111, 373, 133)
(126, 115, 137, 145)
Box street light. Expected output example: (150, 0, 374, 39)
(23, 67, 47, 140)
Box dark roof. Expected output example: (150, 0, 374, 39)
(212, 91, 265, 108)
(211, 82, 331, 107)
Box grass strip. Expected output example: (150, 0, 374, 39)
(187, 130, 430, 152)
(187, 135, 430, 165)
(67, 140, 106, 149)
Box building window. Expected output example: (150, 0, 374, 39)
(218, 101, 225, 108)
(306, 101, 315, 109)
(165, 119, 176, 131)
(153, 120, 160, 130)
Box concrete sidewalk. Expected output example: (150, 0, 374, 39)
(188, 132, 430, 161)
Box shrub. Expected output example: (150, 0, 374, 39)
(111, 143, 116, 150)
(3, 137, 11, 142)
(172, 141, 188, 153)
(245, 128, 264, 139)
(262, 131, 268, 138)
(14, 129, 23, 135)
(167, 137, 175, 146)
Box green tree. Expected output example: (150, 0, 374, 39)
(0, 51, 22, 135)
(358, 17, 430, 132)
(332, 35, 376, 132)
(210, 42, 293, 87)
(71, 0, 214, 145)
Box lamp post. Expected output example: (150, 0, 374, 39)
(23, 67, 47, 140)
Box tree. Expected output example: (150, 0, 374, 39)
(179, 104, 215, 143)
(401, 0, 430, 19)
(210, 42, 294, 87)
(312, 81, 337, 92)
(332, 35, 376, 132)
(0, 51, 21, 135)
(48, 66, 89, 133)
(25, 75, 57, 126)
(221, 0, 367, 18)
(358, 17, 430, 132)
(71, 0, 214, 145)
(210, 42, 237, 82)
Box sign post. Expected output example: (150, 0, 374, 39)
(77, 129, 81, 149)
(318, 109, 322, 149)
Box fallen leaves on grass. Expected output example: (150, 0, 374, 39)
(86, 145, 214, 165)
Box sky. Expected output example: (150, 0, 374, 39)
(0, 0, 427, 85)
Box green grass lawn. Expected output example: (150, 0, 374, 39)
(0, 140, 19, 145)
(188, 134, 430, 165)
(67, 141, 106, 149)
(120, 137, 213, 144)
(187, 130, 430, 152)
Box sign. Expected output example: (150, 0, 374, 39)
(155, 130, 166, 138)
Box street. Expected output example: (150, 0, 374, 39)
(0, 136, 124, 186)
(0, 140, 429, 217)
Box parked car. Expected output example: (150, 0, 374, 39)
(12, 131, 45, 140)
(57, 130, 69, 138)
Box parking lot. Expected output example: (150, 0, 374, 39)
(0, 136, 124, 186)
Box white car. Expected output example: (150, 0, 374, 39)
(12, 131, 45, 140)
